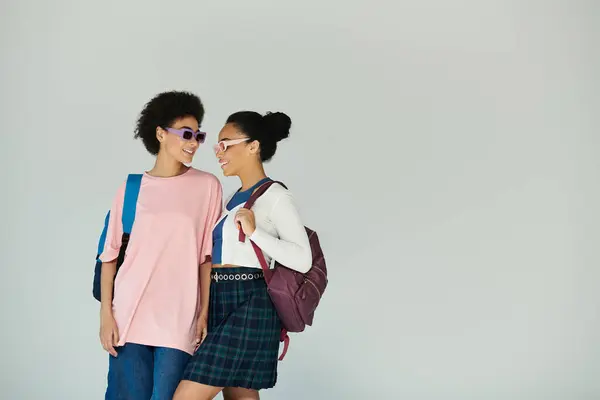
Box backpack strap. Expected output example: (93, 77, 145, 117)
(240, 180, 286, 279)
(238, 180, 287, 243)
(249, 239, 291, 361)
(279, 329, 290, 361)
(250, 241, 271, 281)
(122, 174, 143, 234)
(239, 179, 292, 361)
(96, 212, 111, 258)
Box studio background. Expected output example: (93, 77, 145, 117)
(1, 0, 598, 399)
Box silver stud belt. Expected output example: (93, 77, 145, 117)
(211, 271, 264, 282)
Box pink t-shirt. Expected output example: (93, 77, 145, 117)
(98, 167, 222, 355)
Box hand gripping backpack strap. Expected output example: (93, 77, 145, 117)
(239, 180, 291, 360)
(238, 180, 287, 243)
(240, 180, 287, 281)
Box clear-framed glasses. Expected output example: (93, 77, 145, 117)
(213, 138, 249, 153)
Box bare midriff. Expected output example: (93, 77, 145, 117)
(212, 264, 240, 269)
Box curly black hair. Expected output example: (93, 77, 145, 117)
(134, 91, 205, 155)
(226, 111, 291, 162)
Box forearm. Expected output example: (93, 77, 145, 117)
(250, 228, 312, 273)
(199, 261, 212, 317)
(248, 190, 312, 273)
(100, 261, 116, 315)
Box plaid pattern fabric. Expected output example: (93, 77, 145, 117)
(183, 267, 281, 389)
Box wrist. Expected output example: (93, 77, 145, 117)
(248, 223, 260, 237)
(100, 304, 113, 317)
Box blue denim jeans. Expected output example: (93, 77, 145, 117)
(105, 343, 191, 400)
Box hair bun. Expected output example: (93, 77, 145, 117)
(263, 111, 291, 142)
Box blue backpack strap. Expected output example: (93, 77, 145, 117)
(96, 211, 111, 257)
(122, 174, 143, 234)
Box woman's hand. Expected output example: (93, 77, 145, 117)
(100, 309, 119, 357)
(195, 313, 208, 349)
(234, 208, 256, 236)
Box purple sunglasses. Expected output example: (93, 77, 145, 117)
(166, 127, 207, 143)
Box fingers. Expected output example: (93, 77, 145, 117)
(112, 326, 120, 345)
(106, 330, 117, 357)
(101, 333, 117, 357)
(100, 328, 119, 357)
(195, 320, 203, 342)
(235, 209, 254, 233)
(234, 210, 245, 222)
(110, 328, 119, 357)
(107, 342, 118, 357)
(195, 320, 208, 346)
(100, 330, 108, 351)
(234, 214, 245, 231)
(235, 209, 253, 219)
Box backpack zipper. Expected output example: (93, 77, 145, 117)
(312, 266, 326, 280)
(304, 277, 321, 297)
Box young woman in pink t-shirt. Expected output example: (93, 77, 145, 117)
(97, 91, 223, 400)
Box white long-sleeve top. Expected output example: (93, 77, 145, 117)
(214, 183, 312, 273)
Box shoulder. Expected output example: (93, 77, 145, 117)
(187, 168, 222, 188)
(265, 181, 293, 198)
(105, 176, 129, 207)
(262, 181, 298, 208)
(113, 178, 128, 198)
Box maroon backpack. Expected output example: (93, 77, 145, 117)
(238, 180, 328, 360)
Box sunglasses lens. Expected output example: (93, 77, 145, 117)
(182, 131, 193, 140)
(196, 132, 206, 143)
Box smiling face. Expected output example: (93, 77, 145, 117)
(157, 115, 200, 164)
(215, 123, 259, 177)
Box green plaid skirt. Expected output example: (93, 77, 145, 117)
(182, 267, 281, 389)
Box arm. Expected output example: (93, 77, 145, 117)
(100, 261, 117, 313)
(98, 183, 125, 264)
(98, 183, 125, 357)
(249, 190, 312, 273)
(195, 259, 212, 345)
(99, 261, 119, 357)
(199, 261, 212, 318)
(196, 179, 223, 343)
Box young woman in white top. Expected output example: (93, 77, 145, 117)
(174, 111, 311, 400)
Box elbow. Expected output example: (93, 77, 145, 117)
(200, 255, 213, 267)
(295, 247, 312, 274)
(98, 247, 119, 264)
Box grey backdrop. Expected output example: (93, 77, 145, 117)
(1, 0, 598, 399)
